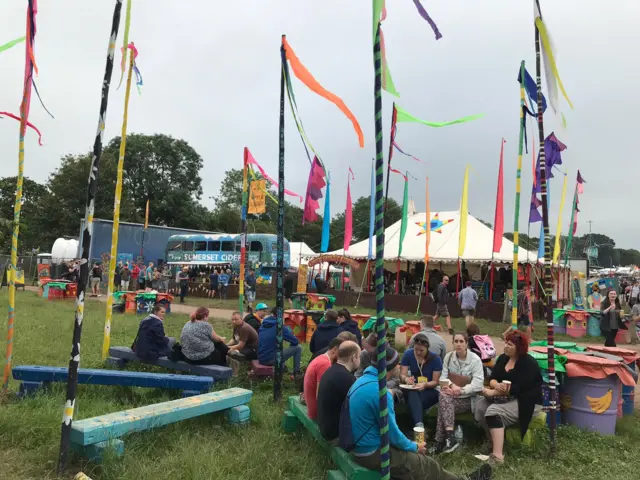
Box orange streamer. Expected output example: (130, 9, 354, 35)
(282, 36, 364, 148)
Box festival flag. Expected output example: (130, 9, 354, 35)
(518, 67, 547, 116)
(529, 133, 566, 223)
(248, 180, 267, 214)
(368, 159, 375, 260)
(492, 139, 506, 253)
(564, 171, 586, 266)
(343, 168, 355, 251)
(144, 199, 149, 228)
(398, 173, 409, 257)
(395, 104, 483, 127)
(302, 156, 326, 223)
(0, 36, 25, 54)
(411, 0, 442, 39)
(553, 173, 568, 264)
(458, 165, 470, 257)
(320, 173, 331, 253)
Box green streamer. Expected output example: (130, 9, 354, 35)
(395, 104, 483, 127)
(0, 37, 25, 54)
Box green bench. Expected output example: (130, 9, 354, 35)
(282, 396, 379, 480)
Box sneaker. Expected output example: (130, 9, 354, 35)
(467, 463, 492, 480)
(479, 442, 493, 455)
(427, 442, 444, 455)
(487, 454, 504, 466)
(442, 437, 461, 454)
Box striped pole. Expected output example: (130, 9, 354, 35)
(373, 22, 390, 480)
(58, 1, 122, 472)
(102, 45, 135, 361)
(511, 61, 526, 330)
(535, 0, 557, 454)
(2, 1, 36, 392)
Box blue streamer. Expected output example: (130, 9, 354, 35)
(321, 175, 331, 252)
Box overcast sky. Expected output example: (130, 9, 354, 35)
(1, 1, 638, 249)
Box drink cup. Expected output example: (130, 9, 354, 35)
(439, 379, 451, 389)
(413, 426, 425, 444)
(502, 380, 512, 394)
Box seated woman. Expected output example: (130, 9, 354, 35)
(133, 304, 175, 362)
(430, 332, 484, 455)
(474, 330, 542, 464)
(179, 307, 229, 365)
(336, 309, 362, 346)
(399, 333, 442, 429)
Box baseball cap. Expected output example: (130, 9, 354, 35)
(256, 303, 269, 311)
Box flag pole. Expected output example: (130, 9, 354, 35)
(383, 103, 397, 212)
(416, 177, 430, 315)
(512, 62, 526, 330)
(239, 147, 249, 313)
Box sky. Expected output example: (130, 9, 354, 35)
(1, 1, 639, 249)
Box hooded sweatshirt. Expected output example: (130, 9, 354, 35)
(309, 318, 343, 355)
(134, 315, 171, 361)
(339, 319, 362, 346)
(258, 316, 299, 363)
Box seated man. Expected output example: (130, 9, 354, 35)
(408, 314, 447, 361)
(227, 311, 259, 361)
(347, 348, 492, 480)
(304, 337, 344, 421)
(133, 304, 175, 362)
(258, 308, 302, 375)
(317, 340, 361, 442)
(310, 309, 343, 357)
(244, 303, 268, 333)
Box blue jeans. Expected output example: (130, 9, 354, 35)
(263, 345, 302, 373)
(406, 388, 440, 425)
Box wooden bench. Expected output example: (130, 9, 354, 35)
(71, 387, 253, 462)
(12, 365, 213, 398)
(282, 395, 379, 480)
(106, 346, 232, 382)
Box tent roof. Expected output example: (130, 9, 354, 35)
(289, 242, 316, 267)
(329, 210, 540, 264)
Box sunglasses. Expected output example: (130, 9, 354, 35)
(414, 338, 429, 346)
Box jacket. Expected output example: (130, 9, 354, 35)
(258, 316, 299, 363)
(134, 315, 171, 361)
(491, 353, 543, 439)
(309, 319, 343, 354)
(435, 283, 448, 305)
(440, 351, 484, 411)
(339, 319, 362, 346)
(348, 366, 417, 455)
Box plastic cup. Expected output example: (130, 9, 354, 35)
(502, 380, 512, 393)
(413, 426, 425, 444)
(439, 379, 451, 389)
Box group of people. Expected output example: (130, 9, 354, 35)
(88, 260, 171, 296)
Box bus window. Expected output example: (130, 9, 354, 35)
(221, 241, 234, 251)
(250, 241, 263, 252)
(194, 241, 207, 251)
(208, 241, 221, 251)
(235, 241, 241, 251)
(183, 241, 194, 251)
(167, 241, 182, 251)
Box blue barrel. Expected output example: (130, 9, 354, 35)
(622, 362, 636, 416)
(564, 375, 619, 435)
(587, 313, 601, 337)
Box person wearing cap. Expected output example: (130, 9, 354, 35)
(347, 347, 492, 480)
(258, 307, 302, 375)
(244, 303, 268, 333)
(459, 281, 478, 326)
(309, 309, 344, 358)
(400, 333, 442, 429)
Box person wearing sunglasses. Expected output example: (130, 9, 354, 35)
(399, 333, 442, 429)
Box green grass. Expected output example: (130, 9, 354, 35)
(0, 291, 638, 479)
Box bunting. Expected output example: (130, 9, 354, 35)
(492, 139, 506, 253)
(344, 168, 355, 251)
(302, 156, 326, 223)
(458, 165, 470, 257)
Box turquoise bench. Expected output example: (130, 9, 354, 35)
(282, 396, 379, 480)
(12, 365, 213, 398)
(71, 387, 253, 462)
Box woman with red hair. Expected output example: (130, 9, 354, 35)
(178, 307, 229, 365)
(473, 330, 542, 465)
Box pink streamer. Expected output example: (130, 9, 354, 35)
(0, 111, 43, 145)
(246, 148, 303, 203)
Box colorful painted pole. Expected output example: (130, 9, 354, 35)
(102, 45, 135, 361)
(373, 18, 391, 480)
(416, 177, 430, 314)
(274, 36, 287, 401)
(511, 61, 526, 330)
(239, 147, 249, 313)
(58, 1, 122, 472)
(535, 0, 557, 454)
(2, 0, 37, 392)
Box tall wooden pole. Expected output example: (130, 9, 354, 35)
(383, 103, 397, 212)
(535, 1, 557, 454)
(373, 21, 390, 480)
(58, 1, 122, 472)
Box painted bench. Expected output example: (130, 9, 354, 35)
(282, 396, 379, 480)
(107, 346, 232, 382)
(71, 387, 253, 462)
(12, 365, 213, 398)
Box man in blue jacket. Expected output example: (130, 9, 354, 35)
(348, 348, 492, 480)
(310, 309, 343, 358)
(133, 304, 175, 362)
(258, 308, 302, 374)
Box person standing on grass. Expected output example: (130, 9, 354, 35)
(408, 315, 447, 361)
(303, 337, 345, 420)
(120, 263, 131, 291)
(309, 309, 344, 358)
(630, 281, 640, 307)
(114, 261, 122, 292)
(600, 289, 623, 347)
(317, 340, 361, 442)
(434, 276, 453, 335)
(258, 308, 302, 375)
(178, 267, 189, 304)
(346, 347, 492, 480)
(284, 269, 296, 308)
(314, 273, 327, 294)
(132, 304, 175, 361)
(245, 269, 257, 311)
(227, 311, 259, 361)
(131, 263, 140, 291)
(429, 332, 484, 455)
(90, 262, 102, 297)
(208, 268, 219, 299)
(145, 262, 155, 291)
(244, 303, 268, 333)
(218, 269, 230, 301)
(160, 264, 170, 293)
(178, 307, 229, 366)
(459, 281, 478, 326)
(336, 309, 362, 346)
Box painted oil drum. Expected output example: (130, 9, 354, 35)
(615, 329, 632, 345)
(564, 375, 620, 435)
(622, 362, 636, 416)
(553, 309, 567, 335)
(284, 309, 306, 344)
(566, 316, 586, 339)
(587, 313, 601, 337)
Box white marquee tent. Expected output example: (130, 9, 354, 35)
(289, 242, 317, 268)
(328, 210, 540, 264)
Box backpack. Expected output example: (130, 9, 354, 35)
(338, 381, 376, 452)
(472, 334, 496, 361)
